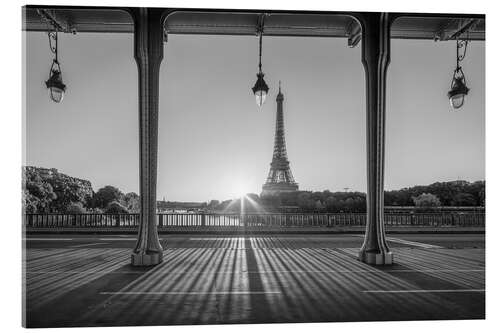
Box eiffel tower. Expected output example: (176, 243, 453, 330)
(261, 82, 299, 196)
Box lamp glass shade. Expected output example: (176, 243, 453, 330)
(447, 75, 469, 110)
(45, 70, 66, 103)
(449, 94, 465, 109)
(48, 86, 65, 103)
(255, 90, 267, 107)
(251, 72, 269, 107)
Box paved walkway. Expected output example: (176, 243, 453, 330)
(24, 235, 485, 327)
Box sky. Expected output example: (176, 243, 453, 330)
(24, 28, 485, 202)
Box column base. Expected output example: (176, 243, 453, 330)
(358, 250, 393, 265)
(131, 252, 163, 266)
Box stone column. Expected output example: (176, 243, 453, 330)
(130, 8, 165, 266)
(358, 12, 393, 265)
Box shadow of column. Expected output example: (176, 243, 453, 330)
(244, 237, 273, 323)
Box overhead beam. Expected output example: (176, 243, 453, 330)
(24, 7, 485, 42)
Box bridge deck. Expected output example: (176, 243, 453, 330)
(24, 234, 485, 327)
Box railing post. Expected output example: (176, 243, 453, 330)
(201, 212, 206, 227)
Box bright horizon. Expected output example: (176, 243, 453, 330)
(24, 30, 485, 202)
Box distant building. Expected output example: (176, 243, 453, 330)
(261, 83, 299, 196)
(156, 200, 206, 213)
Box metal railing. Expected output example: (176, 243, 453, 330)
(23, 212, 485, 229)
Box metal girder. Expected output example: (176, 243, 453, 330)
(23, 7, 485, 42)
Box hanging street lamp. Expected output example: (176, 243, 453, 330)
(448, 38, 470, 110)
(45, 30, 66, 103)
(37, 9, 69, 103)
(448, 72, 469, 109)
(251, 14, 269, 107)
(252, 71, 269, 107)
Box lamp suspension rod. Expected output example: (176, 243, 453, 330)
(257, 13, 266, 73)
(53, 31, 58, 63)
(39, 9, 60, 65)
(259, 30, 263, 72)
(455, 30, 469, 75)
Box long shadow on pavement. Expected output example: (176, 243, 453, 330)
(244, 237, 273, 323)
(26, 264, 155, 328)
(335, 248, 485, 320)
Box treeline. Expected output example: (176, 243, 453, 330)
(385, 180, 484, 207)
(207, 191, 366, 213)
(23, 167, 139, 214)
(208, 180, 485, 213)
(23, 166, 485, 214)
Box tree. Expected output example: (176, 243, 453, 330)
(340, 196, 365, 212)
(66, 202, 87, 214)
(92, 186, 124, 209)
(260, 194, 282, 208)
(23, 191, 40, 214)
(479, 187, 485, 206)
(314, 200, 325, 211)
(384, 180, 485, 207)
(105, 201, 129, 214)
(123, 192, 140, 213)
(279, 191, 300, 206)
(451, 193, 476, 206)
(23, 170, 57, 213)
(45, 173, 92, 212)
(412, 193, 441, 209)
(325, 196, 340, 212)
(297, 192, 315, 211)
(385, 189, 412, 206)
(208, 200, 220, 210)
(469, 180, 485, 206)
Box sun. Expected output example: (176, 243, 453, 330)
(230, 180, 252, 198)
